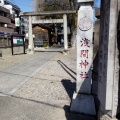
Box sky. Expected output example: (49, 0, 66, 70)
(8, 0, 101, 12)
(94, 0, 101, 8)
(8, 0, 34, 12)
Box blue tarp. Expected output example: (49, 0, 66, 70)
(0, 32, 12, 36)
(0, 32, 4, 35)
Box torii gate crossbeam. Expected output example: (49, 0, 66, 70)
(32, 19, 63, 24)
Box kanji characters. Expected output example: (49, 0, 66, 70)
(80, 38, 90, 47)
(80, 50, 89, 58)
(79, 72, 89, 79)
(79, 60, 89, 69)
(78, 38, 91, 80)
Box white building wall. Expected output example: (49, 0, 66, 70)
(4, 5, 13, 14)
(0, 0, 5, 4)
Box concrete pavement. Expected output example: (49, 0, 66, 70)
(0, 51, 57, 95)
(0, 48, 96, 120)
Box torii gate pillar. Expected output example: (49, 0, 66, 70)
(63, 14, 68, 51)
(27, 15, 34, 54)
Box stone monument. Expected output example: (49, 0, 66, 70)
(70, 0, 96, 115)
(97, 0, 119, 119)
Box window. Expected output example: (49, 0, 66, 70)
(0, 23, 4, 27)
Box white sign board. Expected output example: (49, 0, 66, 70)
(15, 18, 20, 27)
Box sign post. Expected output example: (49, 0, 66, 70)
(11, 34, 25, 55)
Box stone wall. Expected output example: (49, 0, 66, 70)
(0, 36, 11, 47)
(1, 46, 25, 56)
(0, 36, 27, 56)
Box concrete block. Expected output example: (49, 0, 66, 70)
(70, 92, 96, 115)
(98, 111, 117, 120)
(62, 50, 69, 55)
(27, 50, 35, 54)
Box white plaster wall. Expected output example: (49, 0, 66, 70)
(4, 5, 13, 14)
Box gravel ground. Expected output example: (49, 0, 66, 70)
(13, 48, 77, 108)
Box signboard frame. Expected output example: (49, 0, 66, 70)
(11, 34, 25, 55)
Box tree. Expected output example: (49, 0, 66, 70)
(33, 0, 77, 39)
(34, 0, 76, 12)
(33, 0, 44, 12)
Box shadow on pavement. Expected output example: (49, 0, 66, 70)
(61, 79, 76, 99)
(57, 60, 76, 81)
(64, 105, 97, 120)
(35, 50, 63, 53)
(10, 95, 64, 109)
(12, 53, 27, 55)
(63, 105, 82, 120)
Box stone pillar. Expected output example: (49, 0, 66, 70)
(27, 15, 34, 54)
(63, 14, 68, 51)
(70, 0, 96, 115)
(98, 0, 119, 119)
(76, 3, 93, 94)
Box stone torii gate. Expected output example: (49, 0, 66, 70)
(20, 10, 76, 54)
